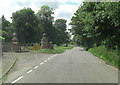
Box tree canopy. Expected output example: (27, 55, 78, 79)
(54, 19, 69, 45)
(36, 5, 55, 42)
(1, 5, 70, 45)
(70, 2, 120, 51)
(12, 8, 39, 43)
(1, 15, 13, 42)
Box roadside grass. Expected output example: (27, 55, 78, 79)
(32, 46, 73, 54)
(2, 62, 13, 82)
(88, 45, 120, 68)
(57, 46, 73, 50)
(2, 74, 8, 83)
(26, 46, 33, 50)
(2, 54, 18, 83)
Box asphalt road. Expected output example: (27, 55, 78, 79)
(11, 47, 118, 83)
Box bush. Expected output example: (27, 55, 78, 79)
(89, 45, 119, 68)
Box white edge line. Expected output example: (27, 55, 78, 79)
(34, 66, 38, 69)
(11, 76, 23, 83)
(27, 70, 32, 74)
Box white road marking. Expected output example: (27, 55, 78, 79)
(27, 70, 32, 74)
(12, 54, 58, 83)
(44, 60, 47, 62)
(40, 62, 44, 65)
(48, 58, 51, 60)
(12, 76, 23, 83)
(34, 66, 38, 69)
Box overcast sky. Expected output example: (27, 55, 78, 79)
(0, 0, 84, 30)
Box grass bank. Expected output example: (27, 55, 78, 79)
(88, 45, 120, 68)
(32, 46, 73, 54)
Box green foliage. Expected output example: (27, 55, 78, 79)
(70, 2, 120, 68)
(2, 73, 8, 83)
(89, 45, 120, 68)
(2, 5, 70, 46)
(33, 48, 64, 54)
(54, 19, 69, 45)
(33, 46, 73, 54)
(1, 15, 13, 42)
(70, 2, 120, 51)
(36, 6, 70, 45)
(36, 5, 55, 42)
(58, 46, 73, 50)
(54, 19, 67, 32)
(12, 8, 39, 43)
(2, 15, 10, 31)
(0, 36, 5, 40)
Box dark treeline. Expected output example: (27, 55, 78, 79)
(70, 2, 120, 51)
(1, 5, 70, 46)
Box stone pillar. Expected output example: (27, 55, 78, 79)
(48, 42, 53, 49)
(41, 33, 54, 49)
(50, 42, 53, 49)
(41, 33, 48, 49)
(12, 33, 19, 52)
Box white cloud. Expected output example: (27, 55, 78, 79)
(53, 4, 80, 30)
(69, 0, 83, 3)
(0, 0, 83, 27)
(0, 0, 29, 22)
(29, 2, 39, 13)
(54, 4, 78, 18)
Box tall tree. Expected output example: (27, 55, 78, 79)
(70, 2, 120, 50)
(36, 5, 55, 42)
(12, 8, 39, 43)
(1, 15, 13, 42)
(54, 19, 69, 45)
(2, 15, 10, 31)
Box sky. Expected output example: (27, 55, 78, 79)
(0, 0, 84, 29)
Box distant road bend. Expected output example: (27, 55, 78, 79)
(12, 47, 118, 83)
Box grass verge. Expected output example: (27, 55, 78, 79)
(2, 55, 18, 83)
(32, 46, 73, 54)
(2, 74, 8, 83)
(88, 45, 120, 68)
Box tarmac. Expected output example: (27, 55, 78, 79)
(4, 51, 53, 83)
(5, 47, 119, 83)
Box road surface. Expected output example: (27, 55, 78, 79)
(11, 47, 118, 83)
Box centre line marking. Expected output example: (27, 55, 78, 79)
(40, 62, 44, 65)
(27, 70, 32, 74)
(44, 60, 47, 62)
(34, 66, 38, 69)
(12, 76, 23, 83)
(48, 58, 51, 60)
